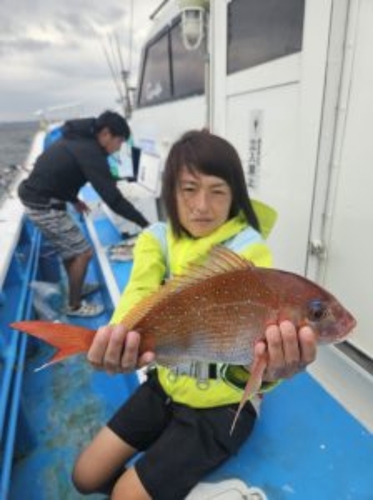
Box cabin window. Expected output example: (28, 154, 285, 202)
(137, 19, 204, 108)
(137, 30, 172, 106)
(170, 21, 205, 99)
(227, 0, 305, 74)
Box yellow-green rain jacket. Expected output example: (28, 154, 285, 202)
(111, 200, 277, 408)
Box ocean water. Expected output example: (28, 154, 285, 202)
(0, 121, 38, 166)
(0, 120, 39, 199)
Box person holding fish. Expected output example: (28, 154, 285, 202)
(66, 129, 333, 500)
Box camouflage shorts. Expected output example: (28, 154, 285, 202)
(24, 206, 91, 260)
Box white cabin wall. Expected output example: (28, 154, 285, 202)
(309, 0, 373, 358)
(130, 0, 334, 275)
(305, 0, 350, 281)
(223, 0, 333, 274)
(225, 62, 301, 271)
(130, 96, 205, 158)
(209, 0, 227, 136)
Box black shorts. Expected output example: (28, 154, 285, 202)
(107, 371, 257, 500)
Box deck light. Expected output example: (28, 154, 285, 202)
(179, 0, 209, 50)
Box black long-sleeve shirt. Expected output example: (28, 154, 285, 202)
(19, 118, 149, 228)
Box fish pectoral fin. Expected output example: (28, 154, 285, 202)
(230, 352, 268, 435)
(244, 351, 269, 396)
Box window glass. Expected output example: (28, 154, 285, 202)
(227, 0, 305, 74)
(171, 21, 205, 99)
(138, 31, 171, 106)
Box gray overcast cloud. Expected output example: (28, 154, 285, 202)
(0, 0, 159, 122)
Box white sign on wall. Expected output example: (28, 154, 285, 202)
(247, 110, 263, 189)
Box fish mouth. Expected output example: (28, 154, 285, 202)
(317, 311, 357, 345)
(333, 328, 356, 344)
(344, 314, 357, 334)
(333, 315, 357, 343)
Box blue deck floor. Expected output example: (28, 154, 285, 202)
(9, 230, 137, 499)
(9, 193, 373, 499)
(208, 373, 373, 499)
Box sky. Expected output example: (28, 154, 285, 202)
(0, 0, 160, 122)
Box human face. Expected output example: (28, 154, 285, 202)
(97, 128, 124, 154)
(176, 166, 233, 237)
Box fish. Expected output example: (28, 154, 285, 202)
(11, 247, 356, 433)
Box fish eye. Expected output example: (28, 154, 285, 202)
(307, 299, 328, 322)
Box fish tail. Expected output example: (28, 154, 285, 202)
(11, 320, 96, 370)
(230, 352, 268, 435)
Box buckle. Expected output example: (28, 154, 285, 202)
(208, 364, 217, 379)
(220, 365, 250, 390)
(165, 362, 218, 383)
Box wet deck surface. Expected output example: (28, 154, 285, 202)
(207, 372, 373, 499)
(11, 352, 137, 500)
(9, 250, 137, 500)
(11, 346, 373, 500)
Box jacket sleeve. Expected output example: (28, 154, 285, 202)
(240, 241, 273, 268)
(110, 229, 166, 324)
(80, 148, 149, 228)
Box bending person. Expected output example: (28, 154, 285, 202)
(19, 110, 149, 317)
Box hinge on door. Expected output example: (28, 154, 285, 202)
(309, 240, 326, 258)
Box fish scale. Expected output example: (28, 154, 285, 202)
(133, 268, 274, 366)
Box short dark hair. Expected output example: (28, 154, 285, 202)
(162, 130, 260, 237)
(95, 110, 130, 139)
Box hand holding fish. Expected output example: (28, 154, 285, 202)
(86, 319, 317, 378)
(73, 198, 91, 214)
(87, 324, 155, 374)
(258, 320, 317, 381)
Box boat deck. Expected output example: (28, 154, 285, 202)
(6, 184, 373, 499)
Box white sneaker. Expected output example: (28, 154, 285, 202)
(185, 479, 268, 499)
(247, 487, 268, 500)
(66, 301, 104, 317)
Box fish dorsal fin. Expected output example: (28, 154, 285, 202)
(199, 247, 277, 307)
(190, 245, 254, 278)
(121, 246, 268, 330)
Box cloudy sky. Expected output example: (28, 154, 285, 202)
(0, 0, 160, 122)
